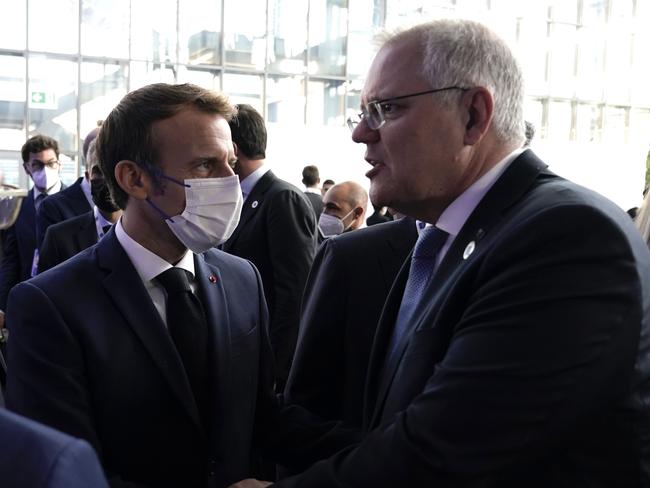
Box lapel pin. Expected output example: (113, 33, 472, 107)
(208, 275, 218, 284)
(463, 241, 476, 260)
(251, 200, 259, 208)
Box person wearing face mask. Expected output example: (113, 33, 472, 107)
(35, 126, 100, 250)
(4, 84, 297, 488)
(318, 181, 368, 240)
(0, 134, 65, 329)
(37, 140, 123, 274)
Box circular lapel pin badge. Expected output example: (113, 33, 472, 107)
(463, 241, 476, 260)
(208, 275, 218, 284)
(251, 200, 259, 208)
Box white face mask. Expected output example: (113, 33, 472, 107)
(318, 210, 354, 237)
(31, 166, 60, 192)
(152, 174, 243, 253)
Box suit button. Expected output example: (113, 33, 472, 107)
(208, 459, 217, 477)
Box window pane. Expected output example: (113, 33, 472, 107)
(581, 0, 608, 26)
(177, 66, 221, 90)
(223, 73, 263, 113)
(604, 30, 631, 105)
(549, 0, 577, 23)
(1, 0, 26, 50)
(576, 26, 605, 101)
(81, 0, 130, 58)
(546, 101, 572, 141)
(576, 103, 602, 142)
(629, 109, 650, 145)
(348, 0, 384, 77)
(29, 0, 79, 54)
(28, 56, 78, 152)
(80, 61, 128, 138)
(548, 23, 577, 98)
(0, 55, 27, 187)
(224, 0, 267, 69)
(307, 79, 345, 126)
(516, 19, 548, 95)
(180, 0, 222, 65)
(266, 75, 305, 124)
(602, 106, 627, 143)
(267, 0, 307, 74)
(308, 0, 348, 77)
(631, 29, 650, 107)
(131, 0, 178, 63)
(129, 61, 177, 91)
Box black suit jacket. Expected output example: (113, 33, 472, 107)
(223, 170, 318, 388)
(0, 408, 108, 488)
(285, 218, 417, 427)
(275, 150, 650, 487)
(37, 210, 98, 273)
(304, 191, 323, 218)
(5, 230, 280, 488)
(36, 177, 91, 248)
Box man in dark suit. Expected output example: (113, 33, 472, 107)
(35, 127, 99, 248)
(37, 141, 122, 273)
(5, 83, 282, 488)
(0, 408, 109, 488)
(301, 165, 323, 218)
(223, 104, 318, 390)
(285, 217, 417, 427)
(0, 135, 64, 328)
(236, 19, 650, 488)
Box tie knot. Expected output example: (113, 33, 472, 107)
(156, 267, 192, 295)
(413, 226, 448, 259)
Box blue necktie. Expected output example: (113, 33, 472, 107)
(385, 225, 449, 367)
(34, 193, 46, 212)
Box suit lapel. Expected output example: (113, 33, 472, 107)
(96, 233, 204, 434)
(193, 253, 231, 440)
(74, 212, 99, 250)
(365, 150, 549, 428)
(224, 171, 276, 250)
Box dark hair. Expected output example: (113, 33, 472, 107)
(21, 134, 59, 164)
(524, 121, 535, 147)
(302, 165, 319, 186)
(229, 104, 266, 160)
(97, 83, 236, 209)
(322, 179, 335, 187)
(82, 124, 102, 167)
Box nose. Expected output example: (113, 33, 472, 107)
(351, 119, 380, 144)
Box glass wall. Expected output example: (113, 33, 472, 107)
(0, 0, 648, 196)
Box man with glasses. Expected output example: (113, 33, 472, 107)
(235, 19, 650, 488)
(0, 134, 64, 329)
(35, 126, 98, 250)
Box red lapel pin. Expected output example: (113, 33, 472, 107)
(208, 275, 218, 284)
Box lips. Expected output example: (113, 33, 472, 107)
(365, 161, 383, 179)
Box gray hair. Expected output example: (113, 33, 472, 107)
(379, 19, 525, 146)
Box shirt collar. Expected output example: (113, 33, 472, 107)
(115, 218, 195, 284)
(93, 205, 112, 228)
(240, 165, 270, 201)
(305, 187, 321, 195)
(435, 148, 526, 239)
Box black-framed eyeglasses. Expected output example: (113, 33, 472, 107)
(23, 159, 60, 172)
(346, 86, 470, 132)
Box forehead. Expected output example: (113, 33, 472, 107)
(324, 185, 349, 204)
(153, 108, 232, 150)
(363, 37, 426, 101)
(28, 148, 57, 161)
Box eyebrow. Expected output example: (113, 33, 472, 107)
(29, 158, 58, 164)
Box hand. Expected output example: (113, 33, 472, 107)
(227, 479, 272, 488)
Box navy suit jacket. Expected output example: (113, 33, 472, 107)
(285, 217, 417, 427)
(6, 230, 279, 488)
(0, 408, 108, 488)
(275, 150, 650, 487)
(37, 210, 98, 273)
(223, 170, 318, 388)
(36, 177, 91, 248)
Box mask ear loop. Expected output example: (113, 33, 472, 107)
(138, 163, 191, 224)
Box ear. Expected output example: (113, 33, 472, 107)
(462, 87, 493, 146)
(114, 160, 150, 201)
(232, 141, 239, 158)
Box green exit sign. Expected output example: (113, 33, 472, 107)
(29, 90, 56, 109)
